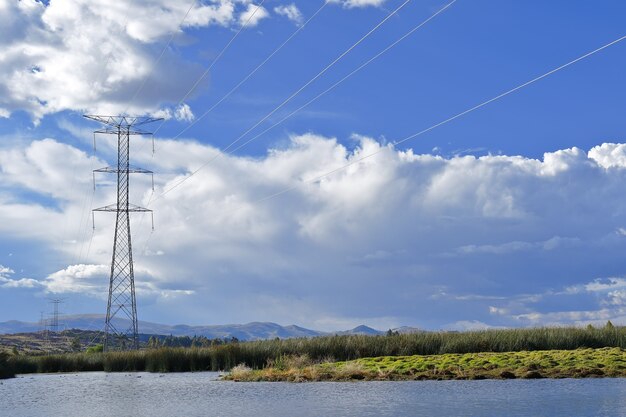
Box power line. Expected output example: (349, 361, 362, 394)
(217, 0, 457, 168)
(173, 0, 331, 140)
(71, 20, 131, 269)
(151, 0, 413, 202)
(207, 0, 411, 153)
(151, 0, 268, 137)
(134, 1, 332, 226)
(86, 115, 161, 351)
(134, 1, 331, 225)
(77, 3, 197, 265)
(247, 34, 626, 204)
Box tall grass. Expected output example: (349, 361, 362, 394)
(8, 325, 625, 374)
(0, 351, 15, 379)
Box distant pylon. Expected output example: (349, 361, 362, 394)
(48, 298, 64, 333)
(85, 115, 161, 351)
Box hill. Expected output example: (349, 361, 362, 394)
(0, 314, 403, 341)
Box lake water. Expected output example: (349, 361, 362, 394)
(1, 372, 625, 417)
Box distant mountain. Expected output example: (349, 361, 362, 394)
(334, 325, 383, 336)
(137, 321, 324, 340)
(0, 315, 423, 340)
(0, 320, 41, 334)
(0, 315, 410, 340)
(393, 326, 424, 334)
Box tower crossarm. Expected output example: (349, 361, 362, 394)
(94, 166, 153, 174)
(84, 115, 163, 128)
(93, 203, 152, 213)
(93, 127, 155, 136)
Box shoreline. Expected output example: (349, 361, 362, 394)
(225, 347, 626, 382)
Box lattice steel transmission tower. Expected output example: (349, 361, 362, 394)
(48, 298, 64, 333)
(85, 115, 161, 351)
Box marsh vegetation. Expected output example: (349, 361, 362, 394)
(2, 324, 624, 379)
(226, 348, 626, 381)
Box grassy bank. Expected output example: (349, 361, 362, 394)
(4, 325, 625, 375)
(226, 348, 626, 382)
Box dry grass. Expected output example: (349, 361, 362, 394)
(229, 364, 253, 380)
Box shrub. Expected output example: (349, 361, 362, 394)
(86, 344, 104, 354)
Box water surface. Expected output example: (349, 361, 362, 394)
(1, 372, 625, 416)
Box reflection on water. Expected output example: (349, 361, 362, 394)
(1, 372, 625, 417)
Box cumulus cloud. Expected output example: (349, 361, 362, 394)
(588, 143, 626, 169)
(44, 264, 109, 295)
(0, 261, 195, 303)
(274, 4, 303, 25)
(0, 0, 269, 122)
(39, 263, 193, 299)
(4, 133, 626, 328)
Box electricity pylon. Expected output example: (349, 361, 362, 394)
(48, 298, 64, 332)
(85, 115, 161, 351)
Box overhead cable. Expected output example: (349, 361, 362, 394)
(173, 0, 331, 140)
(152, 0, 268, 136)
(250, 34, 626, 204)
(151, 0, 414, 202)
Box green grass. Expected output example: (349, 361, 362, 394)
(5, 325, 626, 376)
(226, 348, 626, 382)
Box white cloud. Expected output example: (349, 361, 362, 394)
(588, 143, 626, 169)
(34, 263, 194, 300)
(238, 3, 270, 27)
(328, 0, 386, 8)
(446, 320, 501, 331)
(0, 0, 270, 122)
(456, 236, 581, 255)
(584, 277, 626, 293)
(174, 103, 195, 122)
(274, 4, 303, 25)
(43, 264, 109, 295)
(151, 103, 195, 122)
(0, 265, 14, 276)
(0, 138, 97, 201)
(5, 134, 626, 328)
(0, 277, 42, 289)
(605, 290, 626, 306)
(0, 264, 40, 288)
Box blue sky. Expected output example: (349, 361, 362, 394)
(1, 0, 626, 331)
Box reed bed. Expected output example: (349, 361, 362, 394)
(0, 351, 15, 379)
(5, 325, 625, 375)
